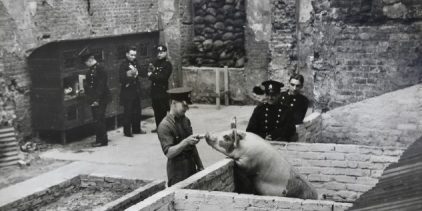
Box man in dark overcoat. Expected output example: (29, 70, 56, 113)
(119, 46, 147, 137)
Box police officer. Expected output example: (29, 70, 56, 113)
(148, 45, 172, 130)
(279, 74, 309, 124)
(157, 87, 204, 187)
(246, 80, 296, 141)
(80, 50, 111, 147)
(119, 46, 147, 137)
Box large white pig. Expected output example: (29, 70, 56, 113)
(205, 130, 318, 199)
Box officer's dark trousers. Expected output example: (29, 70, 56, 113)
(122, 97, 141, 135)
(91, 103, 108, 144)
(152, 97, 170, 127)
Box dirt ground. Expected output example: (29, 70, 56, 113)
(0, 135, 99, 190)
(0, 156, 70, 190)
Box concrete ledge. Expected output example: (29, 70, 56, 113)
(126, 159, 234, 211)
(174, 189, 353, 211)
(98, 180, 166, 211)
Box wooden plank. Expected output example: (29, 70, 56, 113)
(0, 151, 18, 158)
(0, 146, 18, 153)
(0, 155, 19, 163)
(0, 132, 15, 139)
(224, 66, 229, 106)
(0, 141, 17, 148)
(0, 137, 16, 143)
(0, 160, 19, 167)
(0, 127, 14, 134)
(215, 69, 220, 110)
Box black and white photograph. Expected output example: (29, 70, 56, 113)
(0, 0, 421, 210)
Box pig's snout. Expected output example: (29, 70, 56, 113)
(204, 133, 216, 146)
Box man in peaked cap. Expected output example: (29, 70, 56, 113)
(80, 48, 111, 147)
(246, 80, 296, 142)
(157, 87, 204, 187)
(147, 44, 172, 130)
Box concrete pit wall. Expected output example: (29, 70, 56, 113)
(128, 141, 403, 210)
(173, 190, 352, 211)
(0, 175, 165, 211)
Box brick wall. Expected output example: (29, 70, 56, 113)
(306, 0, 422, 110)
(320, 84, 422, 147)
(0, 0, 159, 137)
(272, 142, 405, 202)
(173, 190, 353, 211)
(178, 159, 235, 192)
(269, 0, 298, 84)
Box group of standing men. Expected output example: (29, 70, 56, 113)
(118, 45, 172, 137)
(246, 75, 309, 142)
(79, 44, 308, 187)
(80, 44, 202, 187)
(79, 44, 173, 146)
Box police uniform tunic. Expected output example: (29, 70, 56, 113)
(83, 64, 111, 143)
(119, 59, 146, 135)
(279, 91, 309, 124)
(157, 113, 199, 186)
(246, 103, 295, 141)
(149, 59, 172, 126)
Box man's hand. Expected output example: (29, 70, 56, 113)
(265, 135, 272, 140)
(91, 101, 99, 107)
(183, 135, 200, 146)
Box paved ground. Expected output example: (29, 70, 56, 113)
(40, 104, 253, 180)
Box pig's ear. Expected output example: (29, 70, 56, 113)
(237, 131, 246, 140)
(232, 130, 239, 148)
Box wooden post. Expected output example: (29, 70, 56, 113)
(215, 69, 220, 110)
(61, 131, 67, 145)
(114, 115, 118, 129)
(224, 66, 229, 106)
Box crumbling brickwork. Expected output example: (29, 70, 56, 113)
(269, 0, 298, 83)
(306, 0, 422, 110)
